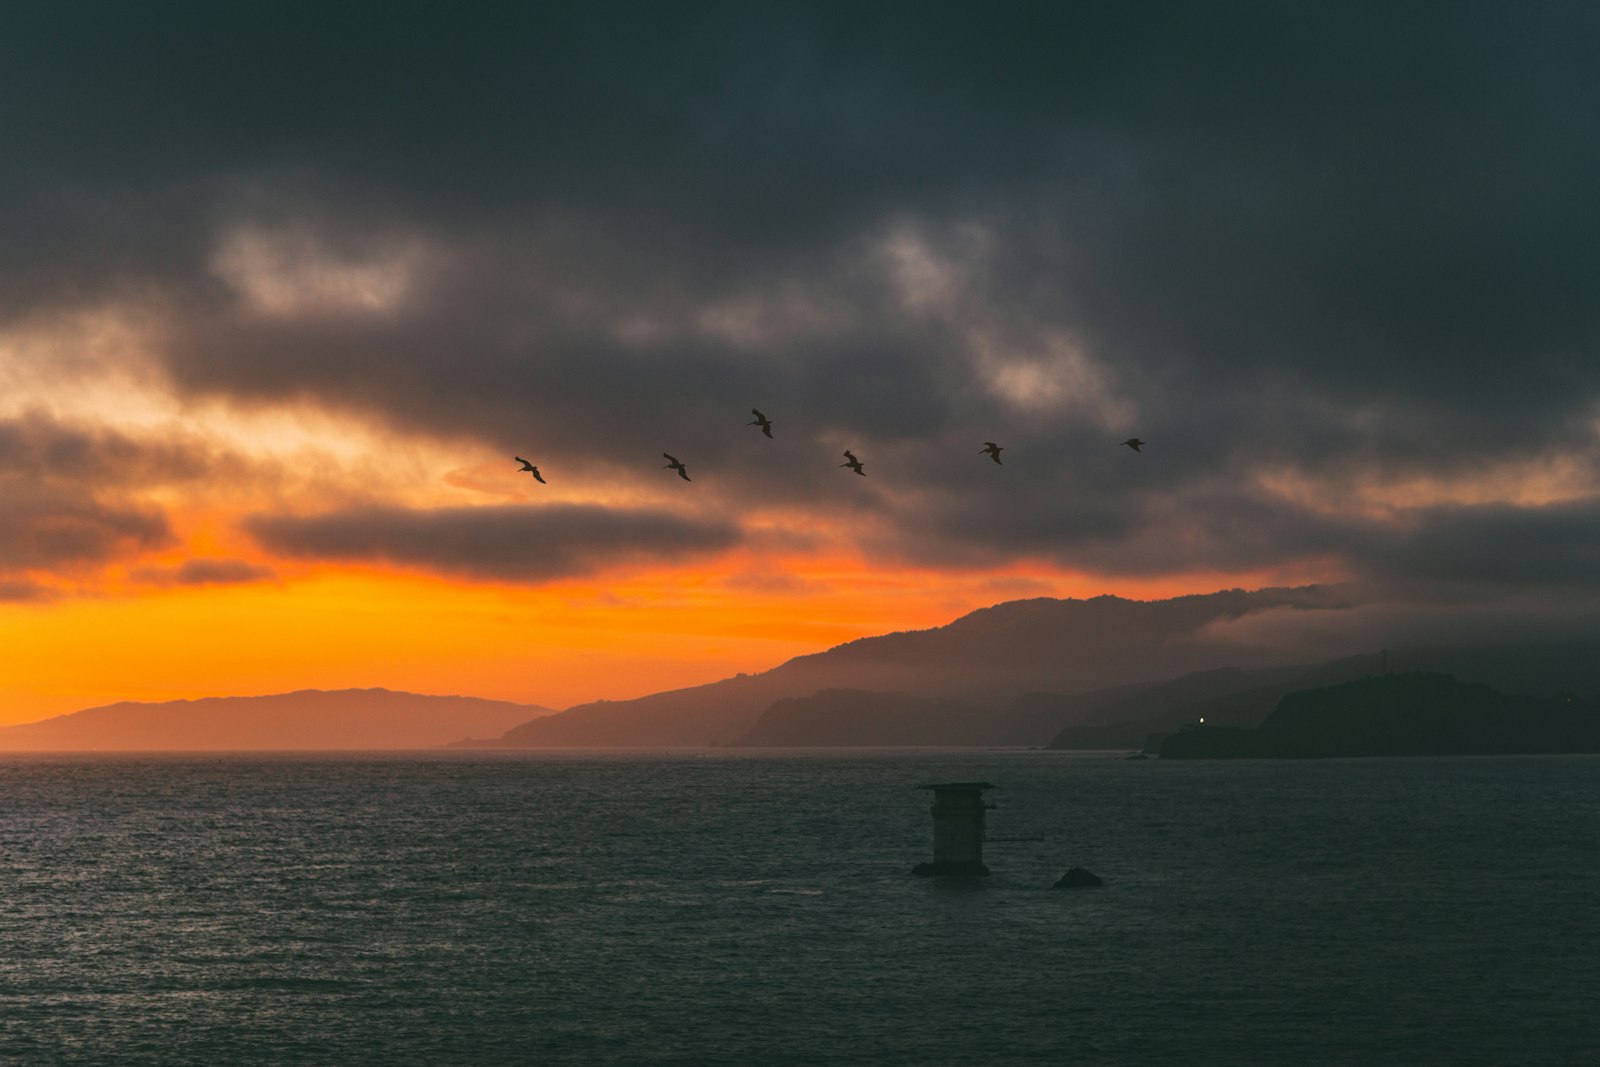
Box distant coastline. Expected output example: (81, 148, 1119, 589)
(0, 689, 554, 752)
(11, 590, 1600, 753)
(1160, 673, 1600, 759)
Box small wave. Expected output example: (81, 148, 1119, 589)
(216, 976, 353, 992)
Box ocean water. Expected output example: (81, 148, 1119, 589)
(1, 750, 1596, 1066)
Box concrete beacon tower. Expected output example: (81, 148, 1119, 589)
(912, 782, 995, 876)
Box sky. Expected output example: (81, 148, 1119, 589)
(5, 1, 1600, 724)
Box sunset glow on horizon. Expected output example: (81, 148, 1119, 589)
(0, 278, 1348, 727)
(8, 3, 1600, 730)
(1, 453, 1314, 725)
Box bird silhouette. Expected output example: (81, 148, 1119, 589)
(515, 457, 546, 483)
(840, 450, 865, 476)
(981, 442, 1004, 464)
(749, 409, 773, 438)
(1122, 438, 1145, 452)
(662, 453, 691, 481)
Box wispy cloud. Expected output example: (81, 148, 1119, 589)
(246, 503, 743, 583)
(133, 558, 279, 587)
(0, 482, 172, 572)
(0, 577, 52, 603)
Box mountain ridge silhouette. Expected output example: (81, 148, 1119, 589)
(0, 688, 555, 751)
(469, 586, 1343, 747)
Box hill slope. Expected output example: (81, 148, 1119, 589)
(1160, 673, 1600, 758)
(1048, 643, 1600, 752)
(474, 586, 1337, 747)
(730, 689, 988, 746)
(1046, 658, 1378, 750)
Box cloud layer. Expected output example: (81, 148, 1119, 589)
(0, 414, 182, 591)
(5, 3, 1600, 601)
(247, 504, 741, 582)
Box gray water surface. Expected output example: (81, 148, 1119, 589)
(2, 751, 1595, 1065)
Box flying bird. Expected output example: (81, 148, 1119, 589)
(662, 453, 691, 481)
(840, 450, 865, 476)
(749, 409, 773, 438)
(514, 457, 546, 483)
(1122, 438, 1146, 452)
(981, 442, 1004, 464)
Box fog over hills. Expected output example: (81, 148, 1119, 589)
(0, 689, 554, 751)
(469, 585, 1600, 749)
(471, 586, 1354, 747)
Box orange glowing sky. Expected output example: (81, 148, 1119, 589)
(0, 343, 1321, 725)
(0, 290, 1350, 727)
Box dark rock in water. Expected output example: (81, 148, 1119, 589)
(1053, 867, 1103, 888)
(912, 860, 991, 877)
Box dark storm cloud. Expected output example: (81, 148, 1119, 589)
(9, 2, 1600, 587)
(0, 412, 215, 486)
(0, 482, 173, 571)
(159, 230, 971, 505)
(1353, 500, 1600, 589)
(0, 413, 208, 582)
(871, 472, 1361, 575)
(133, 558, 278, 587)
(245, 503, 742, 582)
(0, 578, 52, 603)
(886, 477, 1600, 596)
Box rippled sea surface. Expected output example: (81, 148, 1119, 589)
(2, 750, 1596, 1065)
